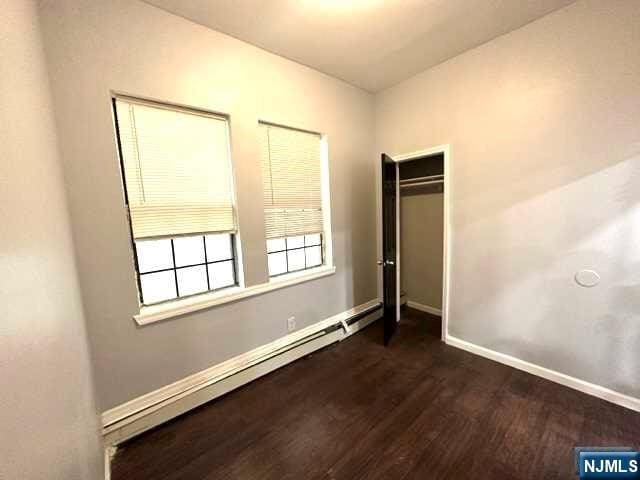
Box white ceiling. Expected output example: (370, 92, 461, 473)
(143, 0, 576, 92)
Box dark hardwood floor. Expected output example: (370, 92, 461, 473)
(112, 308, 640, 479)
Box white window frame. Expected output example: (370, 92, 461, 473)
(124, 110, 335, 326)
(263, 128, 334, 281)
(319, 135, 334, 270)
(113, 94, 247, 320)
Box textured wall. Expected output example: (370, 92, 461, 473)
(0, 1, 102, 478)
(376, 0, 640, 398)
(39, 0, 377, 410)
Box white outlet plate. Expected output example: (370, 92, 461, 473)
(287, 316, 296, 332)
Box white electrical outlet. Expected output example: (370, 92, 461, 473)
(287, 316, 296, 332)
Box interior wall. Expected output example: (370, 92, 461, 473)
(400, 192, 444, 309)
(376, 0, 640, 398)
(39, 0, 377, 411)
(0, 1, 103, 478)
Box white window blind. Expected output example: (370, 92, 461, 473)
(259, 123, 323, 239)
(115, 98, 236, 239)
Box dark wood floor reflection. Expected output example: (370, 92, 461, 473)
(111, 308, 640, 480)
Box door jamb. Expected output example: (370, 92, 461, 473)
(391, 144, 451, 342)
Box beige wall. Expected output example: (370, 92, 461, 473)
(376, 0, 640, 398)
(400, 193, 443, 309)
(39, 0, 377, 411)
(0, 1, 102, 478)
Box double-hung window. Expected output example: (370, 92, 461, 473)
(113, 96, 239, 305)
(259, 122, 329, 277)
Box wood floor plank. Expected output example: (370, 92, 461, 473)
(111, 308, 640, 480)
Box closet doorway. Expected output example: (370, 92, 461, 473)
(380, 146, 450, 345)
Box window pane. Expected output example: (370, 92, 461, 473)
(208, 260, 235, 289)
(305, 246, 322, 267)
(173, 235, 205, 267)
(286, 235, 305, 249)
(266, 238, 286, 253)
(304, 234, 321, 246)
(267, 252, 287, 276)
(140, 271, 176, 304)
(176, 265, 208, 296)
(205, 233, 233, 261)
(287, 249, 305, 271)
(135, 238, 173, 273)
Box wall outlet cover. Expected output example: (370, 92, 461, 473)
(287, 316, 296, 332)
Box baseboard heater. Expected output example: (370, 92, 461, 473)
(102, 300, 382, 446)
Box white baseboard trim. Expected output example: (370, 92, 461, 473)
(445, 334, 640, 413)
(406, 300, 442, 317)
(102, 299, 382, 446)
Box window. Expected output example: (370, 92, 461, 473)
(113, 96, 238, 305)
(259, 123, 328, 277)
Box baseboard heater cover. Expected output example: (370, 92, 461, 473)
(102, 300, 382, 445)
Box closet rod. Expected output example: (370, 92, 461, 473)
(400, 179, 444, 189)
(399, 174, 444, 184)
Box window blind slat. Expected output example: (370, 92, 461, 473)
(115, 99, 236, 239)
(260, 123, 323, 239)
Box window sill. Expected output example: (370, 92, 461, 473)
(134, 265, 336, 326)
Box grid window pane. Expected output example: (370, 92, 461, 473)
(266, 233, 323, 277)
(173, 235, 205, 267)
(266, 238, 286, 253)
(176, 265, 208, 296)
(304, 234, 321, 246)
(305, 246, 322, 268)
(135, 238, 173, 273)
(134, 233, 237, 305)
(205, 233, 233, 261)
(208, 260, 235, 289)
(140, 271, 177, 304)
(286, 235, 305, 249)
(267, 252, 287, 276)
(287, 249, 305, 272)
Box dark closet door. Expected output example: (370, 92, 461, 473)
(381, 153, 397, 345)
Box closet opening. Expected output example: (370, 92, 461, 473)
(380, 146, 449, 346)
(398, 153, 444, 340)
